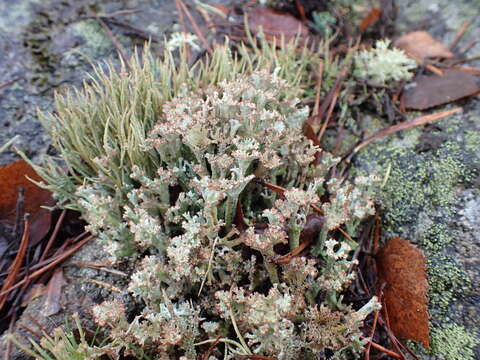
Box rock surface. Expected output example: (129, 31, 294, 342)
(353, 1, 480, 358)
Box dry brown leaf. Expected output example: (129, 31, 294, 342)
(403, 70, 480, 110)
(43, 267, 66, 316)
(0, 159, 54, 245)
(245, 6, 309, 45)
(394, 31, 454, 60)
(376, 237, 430, 348)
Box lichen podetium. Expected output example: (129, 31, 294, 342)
(24, 42, 382, 359)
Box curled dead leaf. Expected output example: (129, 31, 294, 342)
(403, 70, 480, 110)
(245, 6, 309, 45)
(376, 237, 430, 348)
(394, 31, 454, 60)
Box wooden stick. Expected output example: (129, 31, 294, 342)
(0, 234, 94, 297)
(313, 62, 324, 117)
(39, 209, 66, 263)
(97, 17, 130, 69)
(350, 107, 462, 155)
(449, 19, 472, 50)
(176, 0, 213, 55)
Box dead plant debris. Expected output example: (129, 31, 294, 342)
(394, 31, 454, 60)
(376, 237, 430, 349)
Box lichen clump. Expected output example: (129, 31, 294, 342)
(34, 46, 379, 359)
(354, 39, 416, 84)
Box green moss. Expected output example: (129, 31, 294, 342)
(431, 324, 479, 360)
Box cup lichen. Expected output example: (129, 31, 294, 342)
(25, 42, 382, 359)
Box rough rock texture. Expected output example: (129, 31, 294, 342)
(0, 0, 178, 166)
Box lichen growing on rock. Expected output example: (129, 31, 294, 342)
(353, 113, 480, 358)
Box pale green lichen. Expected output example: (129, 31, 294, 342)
(431, 324, 479, 360)
(26, 43, 381, 359)
(354, 39, 416, 84)
(427, 256, 471, 315)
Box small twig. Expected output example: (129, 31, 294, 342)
(39, 209, 66, 263)
(96, 17, 130, 69)
(102, 17, 159, 43)
(12, 187, 25, 241)
(449, 19, 472, 50)
(312, 62, 324, 117)
(102, 9, 142, 17)
(313, 68, 347, 129)
(295, 0, 307, 22)
(450, 53, 480, 65)
(196, 4, 216, 34)
(17, 322, 42, 339)
(455, 41, 479, 57)
(65, 261, 127, 277)
(364, 339, 403, 359)
(199, 336, 222, 360)
(452, 65, 480, 75)
(0, 77, 19, 90)
(0, 234, 94, 298)
(406, 51, 444, 75)
(364, 288, 383, 360)
(82, 279, 123, 294)
(176, 0, 213, 55)
(344, 107, 462, 159)
(317, 86, 340, 143)
(0, 217, 30, 310)
(273, 239, 313, 265)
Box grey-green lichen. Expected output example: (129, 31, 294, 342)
(26, 43, 382, 359)
(354, 40, 416, 84)
(431, 324, 479, 360)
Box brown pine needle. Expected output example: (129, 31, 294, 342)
(313, 62, 324, 116)
(0, 234, 94, 298)
(449, 19, 472, 50)
(0, 218, 30, 311)
(176, 0, 213, 55)
(365, 339, 403, 359)
(274, 239, 313, 265)
(97, 17, 130, 69)
(39, 209, 66, 263)
(349, 107, 462, 156)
